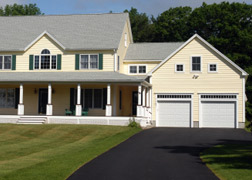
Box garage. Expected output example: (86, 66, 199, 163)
(156, 94, 192, 127)
(200, 94, 237, 128)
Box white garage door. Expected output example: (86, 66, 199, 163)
(157, 101, 191, 127)
(201, 101, 235, 128)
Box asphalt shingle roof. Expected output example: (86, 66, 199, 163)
(124, 42, 184, 60)
(0, 72, 146, 83)
(0, 13, 128, 51)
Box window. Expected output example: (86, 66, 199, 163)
(208, 63, 217, 72)
(175, 64, 184, 72)
(130, 66, 137, 74)
(0, 55, 12, 70)
(191, 56, 201, 72)
(129, 65, 147, 74)
(0, 88, 15, 108)
(80, 54, 98, 69)
(124, 33, 127, 47)
(117, 56, 120, 71)
(84, 89, 103, 109)
(139, 66, 146, 74)
(34, 49, 57, 70)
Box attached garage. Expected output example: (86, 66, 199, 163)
(199, 94, 237, 128)
(156, 94, 192, 127)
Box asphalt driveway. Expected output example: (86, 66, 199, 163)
(68, 128, 252, 180)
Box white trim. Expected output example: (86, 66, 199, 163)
(156, 93, 193, 128)
(190, 55, 202, 73)
(175, 63, 185, 73)
(243, 77, 245, 122)
(208, 63, 218, 73)
(24, 31, 66, 51)
(148, 34, 248, 76)
(79, 54, 99, 70)
(124, 33, 127, 47)
(128, 64, 147, 75)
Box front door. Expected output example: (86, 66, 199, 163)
(38, 89, 48, 114)
(132, 91, 138, 116)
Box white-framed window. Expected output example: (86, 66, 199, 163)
(175, 64, 184, 72)
(191, 56, 201, 72)
(80, 54, 98, 69)
(117, 56, 120, 71)
(124, 33, 127, 47)
(34, 49, 57, 70)
(0, 88, 15, 108)
(129, 65, 147, 74)
(0, 55, 12, 70)
(84, 89, 103, 109)
(208, 63, 218, 73)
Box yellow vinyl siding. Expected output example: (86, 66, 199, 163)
(123, 62, 160, 74)
(0, 35, 115, 72)
(152, 38, 243, 123)
(117, 21, 132, 73)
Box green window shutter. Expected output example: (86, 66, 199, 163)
(57, 54, 62, 70)
(70, 88, 75, 111)
(75, 54, 79, 70)
(99, 53, 103, 70)
(29, 55, 34, 70)
(12, 55, 16, 70)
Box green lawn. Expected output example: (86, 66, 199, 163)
(0, 124, 141, 180)
(201, 144, 252, 180)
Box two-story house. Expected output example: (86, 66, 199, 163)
(0, 13, 248, 128)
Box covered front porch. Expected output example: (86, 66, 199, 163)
(0, 72, 152, 126)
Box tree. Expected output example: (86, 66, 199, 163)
(124, 7, 154, 42)
(154, 6, 192, 42)
(0, 3, 42, 16)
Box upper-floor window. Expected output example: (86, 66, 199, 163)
(0, 55, 12, 70)
(191, 56, 201, 72)
(129, 65, 147, 74)
(208, 63, 218, 72)
(80, 54, 98, 69)
(124, 33, 127, 47)
(117, 56, 120, 71)
(175, 64, 184, 72)
(34, 49, 57, 70)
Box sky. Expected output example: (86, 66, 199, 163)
(0, 0, 251, 16)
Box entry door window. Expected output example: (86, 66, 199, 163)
(39, 89, 48, 114)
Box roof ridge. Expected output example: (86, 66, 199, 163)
(0, 12, 128, 18)
(130, 42, 184, 44)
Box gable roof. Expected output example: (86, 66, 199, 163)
(149, 34, 248, 76)
(124, 42, 184, 61)
(0, 13, 128, 51)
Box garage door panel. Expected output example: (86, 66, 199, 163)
(158, 101, 191, 127)
(201, 101, 235, 128)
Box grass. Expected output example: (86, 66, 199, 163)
(0, 124, 141, 180)
(201, 144, 252, 180)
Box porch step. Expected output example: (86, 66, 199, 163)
(17, 116, 47, 124)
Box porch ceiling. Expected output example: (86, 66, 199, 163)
(0, 72, 147, 83)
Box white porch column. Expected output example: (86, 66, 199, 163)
(75, 83, 82, 116)
(142, 87, 146, 117)
(137, 85, 143, 117)
(46, 83, 53, 115)
(18, 83, 24, 115)
(106, 83, 112, 116)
